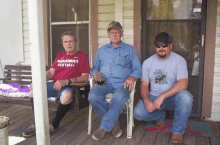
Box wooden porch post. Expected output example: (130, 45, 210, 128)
(28, 0, 50, 145)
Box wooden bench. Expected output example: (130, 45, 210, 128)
(0, 65, 90, 112)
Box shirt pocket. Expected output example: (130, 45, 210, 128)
(117, 55, 129, 66)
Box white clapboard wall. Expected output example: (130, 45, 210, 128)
(0, 0, 23, 69)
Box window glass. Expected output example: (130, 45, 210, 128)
(146, 0, 202, 20)
(51, 0, 89, 22)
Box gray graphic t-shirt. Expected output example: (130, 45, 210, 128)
(142, 52, 188, 96)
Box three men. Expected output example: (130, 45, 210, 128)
(88, 21, 142, 141)
(134, 32, 193, 144)
(23, 31, 90, 137)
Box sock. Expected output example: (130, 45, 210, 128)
(30, 98, 34, 113)
(51, 103, 71, 128)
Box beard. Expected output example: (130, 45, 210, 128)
(157, 51, 166, 58)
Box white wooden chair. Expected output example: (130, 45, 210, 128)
(88, 77, 136, 138)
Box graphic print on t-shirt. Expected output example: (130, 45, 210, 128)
(154, 69, 167, 85)
(57, 56, 79, 67)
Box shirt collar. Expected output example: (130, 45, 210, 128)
(107, 41, 123, 49)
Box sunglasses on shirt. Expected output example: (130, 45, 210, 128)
(155, 44, 169, 48)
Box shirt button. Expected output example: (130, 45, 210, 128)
(110, 72, 112, 73)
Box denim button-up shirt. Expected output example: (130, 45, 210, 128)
(92, 41, 142, 88)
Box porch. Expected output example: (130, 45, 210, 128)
(2, 103, 219, 145)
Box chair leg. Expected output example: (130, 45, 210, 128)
(127, 104, 132, 138)
(132, 116, 134, 127)
(88, 104, 93, 134)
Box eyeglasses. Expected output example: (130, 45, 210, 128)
(109, 31, 121, 35)
(155, 44, 169, 48)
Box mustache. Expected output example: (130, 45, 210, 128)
(159, 50, 166, 53)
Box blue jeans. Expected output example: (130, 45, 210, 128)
(134, 90, 193, 135)
(47, 82, 74, 104)
(88, 83, 130, 132)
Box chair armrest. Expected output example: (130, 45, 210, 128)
(89, 76, 95, 89)
(69, 81, 89, 87)
(128, 81, 136, 103)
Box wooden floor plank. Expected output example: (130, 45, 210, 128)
(0, 105, 19, 115)
(140, 131, 157, 145)
(182, 135, 197, 145)
(29, 108, 89, 145)
(1, 106, 25, 117)
(15, 113, 55, 145)
(7, 108, 33, 125)
(49, 108, 89, 140)
(111, 119, 139, 145)
(0, 104, 216, 145)
(16, 112, 56, 145)
(12, 111, 56, 136)
(95, 114, 128, 145)
(9, 110, 55, 135)
(154, 132, 170, 145)
(68, 113, 101, 145)
(52, 111, 99, 145)
(0, 104, 12, 112)
(125, 121, 146, 145)
(209, 121, 220, 145)
(81, 117, 102, 145)
(196, 136, 210, 145)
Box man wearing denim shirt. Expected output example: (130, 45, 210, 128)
(88, 21, 142, 141)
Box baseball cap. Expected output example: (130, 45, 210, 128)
(107, 21, 123, 32)
(154, 32, 172, 44)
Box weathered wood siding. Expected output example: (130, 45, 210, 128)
(123, 0, 133, 45)
(98, 0, 115, 48)
(211, 0, 220, 121)
(22, 0, 31, 65)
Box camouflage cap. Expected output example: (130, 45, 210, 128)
(107, 21, 123, 32)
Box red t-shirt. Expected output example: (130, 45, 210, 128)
(51, 51, 90, 82)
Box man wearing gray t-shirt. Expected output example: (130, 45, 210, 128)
(134, 32, 193, 144)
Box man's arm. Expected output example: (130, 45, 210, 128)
(141, 80, 156, 113)
(53, 73, 89, 91)
(69, 73, 89, 83)
(154, 78, 188, 110)
(123, 47, 142, 91)
(46, 68, 55, 81)
(161, 78, 188, 99)
(92, 50, 100, 77)
(129, 47, 142, 80)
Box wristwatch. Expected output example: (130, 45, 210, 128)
(68, 79, 72, 86)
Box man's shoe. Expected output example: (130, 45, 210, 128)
(171, 133, 183, 144)
(154, 121, 165, 129)
(23, 124, 57, 137)
(154, 111, 166, 129)
(92, 126, 106, 141)
(23, 124, 36, 137)
(49, 124, 58, 133)
(112, 122, 122, 138)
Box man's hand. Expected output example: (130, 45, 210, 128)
(123, 76, 136, 91)
(53, 80, 67, 91)
(153, 95, 165, 110)
(144, 99, 156, 113)
(94, 72, 101, 82)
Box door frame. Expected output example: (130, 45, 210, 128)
(141, 0, 208, 117)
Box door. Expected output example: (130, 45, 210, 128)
(50, 0, 90, 63)
(142, 0, 206, 117)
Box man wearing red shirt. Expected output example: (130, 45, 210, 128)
(23, 31, 90, 137)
